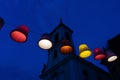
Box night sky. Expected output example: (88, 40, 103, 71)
(0, 0, 120, 80)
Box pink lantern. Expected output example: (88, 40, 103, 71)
(0, 17, 4, 30)
(93, 48, 106, 60)
(10, 25, 29, 43)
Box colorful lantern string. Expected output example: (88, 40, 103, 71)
(93, 48, 106, 60)
(38, 33, 52, 50)
(79, 44, 92, 58)
(10, 25, 29, 43)
(60, 40, 73, 54)
(0, 17, 118, 63)
(106, 50, 118, 62)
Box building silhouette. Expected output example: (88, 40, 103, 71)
(39, 21, 112, 80)
(101, 34, 120, 80)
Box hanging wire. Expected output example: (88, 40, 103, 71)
(5, 22, 18, 28)
(29, 30, 42, 35)
(5, 21, 43, 36)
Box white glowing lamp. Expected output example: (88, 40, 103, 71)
(106, 51, 118, 62)
(38, 33, 52, 50)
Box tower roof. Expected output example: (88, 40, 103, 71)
(40, 55, 111, 79)
(50, 20, 73, 35)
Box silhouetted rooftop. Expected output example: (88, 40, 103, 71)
(50, 20, 73, 35)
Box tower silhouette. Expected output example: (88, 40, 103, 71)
(40, 20, 111, 80)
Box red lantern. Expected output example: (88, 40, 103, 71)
(60, 40, 73, 54)
(0, 17, 4, 30)
(10, 25, 29, 43)
(93, 48, 106, 60)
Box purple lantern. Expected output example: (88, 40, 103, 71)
(106, 51, 118, 62)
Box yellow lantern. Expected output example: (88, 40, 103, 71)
(79, 44, 92, 58)
(60, 40, 73, 54)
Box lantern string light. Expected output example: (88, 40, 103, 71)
(38, 33, 53, 50)
(29, 30, 43, 35)
(103, 48, 118, 62)
(10, 25, 29, 43)
(79, 44, 92, 58)
(5, 22, 18, 28)
(93, 48, 106, 60)
(0, 17, 118, 62)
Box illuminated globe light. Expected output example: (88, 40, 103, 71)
(60, 45, 73, 54)
(106, 51, 118, 62)
(79, 44, 92, 58)
(10, 25, 29, 43)
(0, 17, 4, 30)
(38, 33, 52, 50)
(93, 48, 106, 60)
(60, 40, 73, 54)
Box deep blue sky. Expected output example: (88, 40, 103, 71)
(0, 0, 120, 80)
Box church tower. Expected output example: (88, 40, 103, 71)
(40, 20, 111, 80)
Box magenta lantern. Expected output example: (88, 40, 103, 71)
(93, 48, 106, 60)
(10, 25, 29, 43)
(0, 17, 4, 30)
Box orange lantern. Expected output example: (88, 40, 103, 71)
(60, 40, 73, 54)
(0, 17, 4, 30)
(10, 25, 29, 43)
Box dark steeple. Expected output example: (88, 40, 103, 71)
(40, 21, 111, 80)
(50, 19, 73, 35)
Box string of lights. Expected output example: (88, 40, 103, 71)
(0, 17, 118, 63)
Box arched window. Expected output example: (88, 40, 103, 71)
(97, 76, 102, 80)
(41, 64, 46, 73)
(66, 32, 70, 40)
(54, 33, 59, 45)
(51, 72, 58, 80)
(54, 50, 57, 59)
